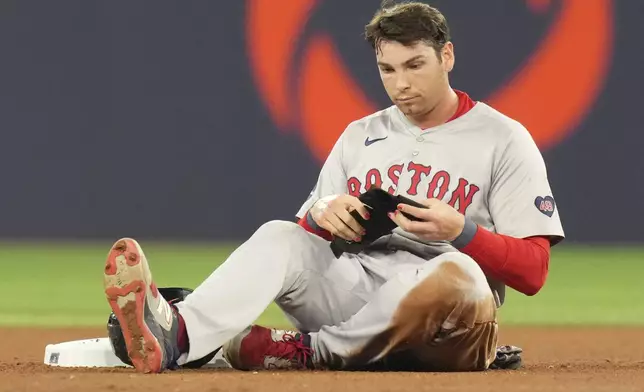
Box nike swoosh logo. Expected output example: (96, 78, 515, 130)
(365, 136, 388, 146)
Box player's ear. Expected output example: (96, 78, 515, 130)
(441, 42, 455, 72)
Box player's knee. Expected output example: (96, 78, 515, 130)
(424, 252, 491, 301)
(251, 220, 302, 244)
(382, 253, 496, 372)
(418, 252, 492, 308)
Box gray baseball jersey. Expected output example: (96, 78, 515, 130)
(296, 101, 565, 305)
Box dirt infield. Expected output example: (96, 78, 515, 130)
(2, 326, 643, 392)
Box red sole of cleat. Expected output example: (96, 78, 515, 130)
(104, 238, 163, 373)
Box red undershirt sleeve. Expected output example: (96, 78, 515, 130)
(459, 225, 551, 296)
(297, 212, 333, 241)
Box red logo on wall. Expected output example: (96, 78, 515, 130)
(246, 1, 613, 162)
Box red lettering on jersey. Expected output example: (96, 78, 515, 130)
(427, 170, 450, 200)
(387, 164, 403, 194)
(347, 177, 362, 197)
(406, 162, 431, 196)
(448, 178, 480, 214)
(365, 168, 383, 191)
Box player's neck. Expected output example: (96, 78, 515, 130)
(406, 88, 460, 130)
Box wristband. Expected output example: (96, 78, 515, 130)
(451, 216, 478, 249)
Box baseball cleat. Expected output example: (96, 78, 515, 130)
(103, 238, 182, 373)
(489, 345, 523, 370)
(223, 325, 314, 370)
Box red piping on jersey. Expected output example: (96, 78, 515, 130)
(461, 227, 551, 296)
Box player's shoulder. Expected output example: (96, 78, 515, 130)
(475, 101, 526, 133)
(470, 102, 531, 138)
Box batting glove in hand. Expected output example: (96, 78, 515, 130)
(330, 187, 425, 257)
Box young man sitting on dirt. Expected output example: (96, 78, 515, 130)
(104, 1, 562, 373)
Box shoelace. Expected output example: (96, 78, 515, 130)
(266, 332, 313, 368)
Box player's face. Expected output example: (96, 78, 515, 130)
(376, 40, 454, 120)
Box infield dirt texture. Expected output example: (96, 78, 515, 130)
(3, 326, 644, 392)
(2, 243, 643, 391)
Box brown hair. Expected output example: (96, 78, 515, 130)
(364, 1, 451, 58)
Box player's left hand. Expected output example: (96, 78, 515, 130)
(388, 198, 465, 241)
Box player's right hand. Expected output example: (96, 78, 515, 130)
(309, 195, 370, 242)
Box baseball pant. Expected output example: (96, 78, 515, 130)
(175, 220, 498, 370)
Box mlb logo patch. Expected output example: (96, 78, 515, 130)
(535, 196, 556, 217)
(49, 352, 60, 365)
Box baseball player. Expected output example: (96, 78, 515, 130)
(103, 2, 564, 373)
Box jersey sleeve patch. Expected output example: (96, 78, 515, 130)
(534, 195, 556, 217)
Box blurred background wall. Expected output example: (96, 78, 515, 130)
(0, 0, 640, 244)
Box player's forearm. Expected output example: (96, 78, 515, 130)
(455, 219, 551, 296)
